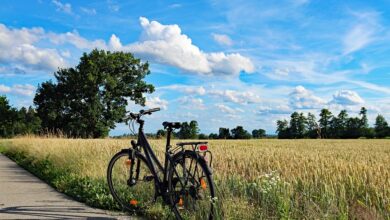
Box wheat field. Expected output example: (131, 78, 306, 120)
(1, 137, 389, 219)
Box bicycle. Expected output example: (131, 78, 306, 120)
(107, 108, 216, 220)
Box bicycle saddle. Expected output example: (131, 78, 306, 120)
(162, 121, 181, 129)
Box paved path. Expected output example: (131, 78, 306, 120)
(0, 154, 134, 219)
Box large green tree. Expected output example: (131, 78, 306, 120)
(34, 49, 154, 138)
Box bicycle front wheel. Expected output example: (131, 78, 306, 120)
(107, 150, 156, 213)
(168, 150, 216, 220)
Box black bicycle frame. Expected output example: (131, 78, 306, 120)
(134, 119, 174, 195)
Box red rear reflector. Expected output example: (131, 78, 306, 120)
(199, 145, 208, 151)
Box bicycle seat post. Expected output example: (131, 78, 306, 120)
(166, 127, 172, 151)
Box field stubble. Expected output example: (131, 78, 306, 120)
(1, 138, 389, 219)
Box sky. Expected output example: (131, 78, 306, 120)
(1, 0, 390, 135)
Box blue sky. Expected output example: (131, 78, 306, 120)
(1, 0, 390, 135)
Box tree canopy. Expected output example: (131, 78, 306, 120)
(34, 49, 154, 138)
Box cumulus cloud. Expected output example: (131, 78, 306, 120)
(209, 89, 261, 104)
(1, 17, 253, 76)
(48, 30, 107, 50)
(0, 24, 66, 71)
(145, 97, 168, 109)
(125, 17, 254, 75)
(289, 86, 326, 109)
(212, 33, 233, 46)
(330, 90, 364, 105)
(0, 84, 36, 96)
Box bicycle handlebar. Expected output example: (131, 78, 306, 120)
(125, 107, 161, 121)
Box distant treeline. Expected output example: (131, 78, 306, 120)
(114, 121, 268, 140)
(276, 107, 390, 139)
(0, 96, 41, 137)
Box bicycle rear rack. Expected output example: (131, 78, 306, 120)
(171, 142, 213, 168)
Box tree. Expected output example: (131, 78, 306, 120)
(218, 128, 231, 139)
(306, 113, 320, 138)
(252, 129, 266, 138)
(289, 112, 306, 138)
(189, 120, 200, 139)
(208, 133, 219, 139)
(345, 117, 362, 138)
(156, 129, 166, 138)
(0, 96, 16, 137)
(198, 133, 208, 139)
(359, 107, 371, 137)
(360, 107, 368, 128)
(34, 49, 154, 138)
(319, 109, 333, 138)
(375, 115, 389, 138)
(177, 120, 199, 139)
(231, 126, 251, 139)
(276, 119, 290, 139)
(0, 96, 41, 137)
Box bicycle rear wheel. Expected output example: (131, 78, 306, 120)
(168, 151, 216, 220)
(107, 150, 156, 212)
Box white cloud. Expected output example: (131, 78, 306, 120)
(125, 17, 254, 75)
(343, 24, 375, 54)
(145, 97, 168, 110)
(0, 84, 11, 93)
(209, 89, 261, 104)
(289, 86, 326, 109)
(52, 0, 72, 14)
(257, 105, 291, 115)
(48, 30, 107, 50)
(212, 33, 233, 46)
(178, 96, 206, 110)
(0, 24, 66, 71)
(3, 17, 253, 76)
(330, 90, 364, 105)
(343, 11, 379, 55)
(0, 84, 36, 96)
(215, 103, 243, 114)
(159, 85, 206, 95)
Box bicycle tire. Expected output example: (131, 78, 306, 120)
(107, 150, 156, 213)
(168, 150, 216, 220)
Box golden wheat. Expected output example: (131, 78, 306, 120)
(1, 137, 389, 219)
